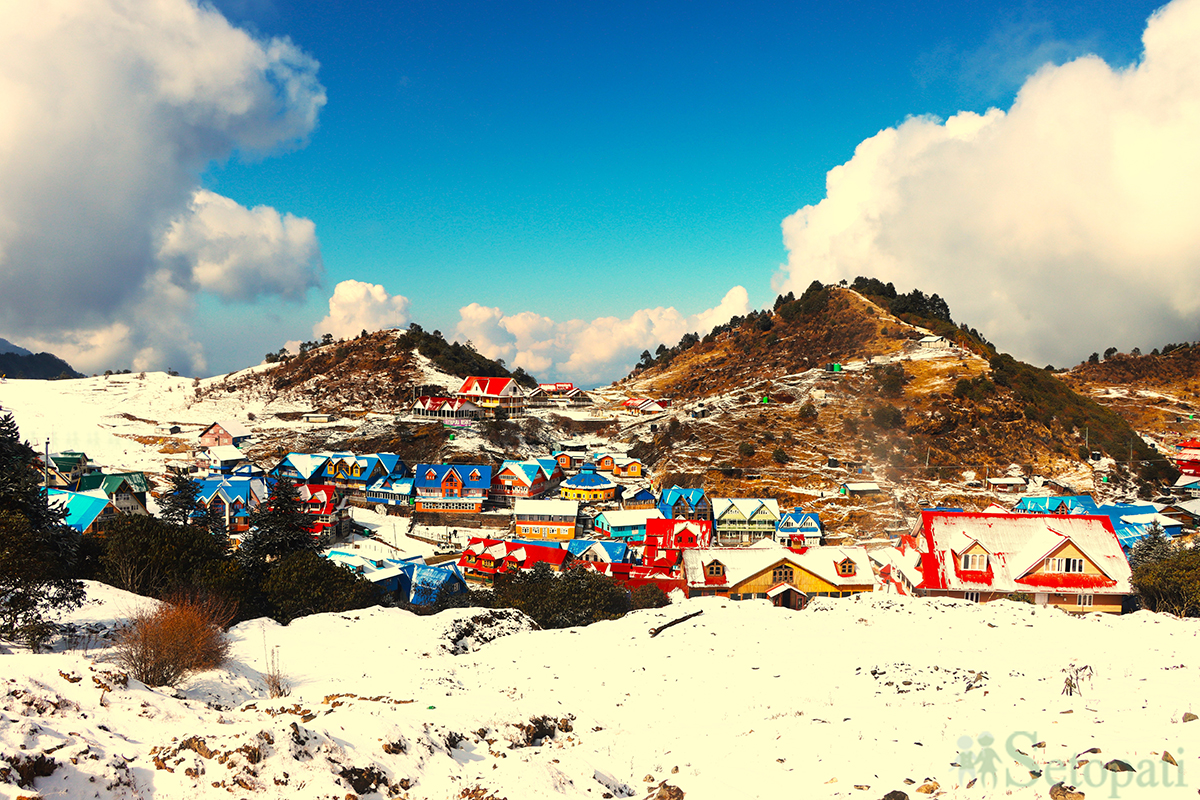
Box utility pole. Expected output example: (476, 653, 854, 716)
(43, 438, 49, 490)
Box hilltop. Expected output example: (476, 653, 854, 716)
(611, 281, 1173, 526)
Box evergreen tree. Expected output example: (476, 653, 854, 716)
(1129, 522, 1174, 571)
(99, 515, 228, 597)
(262, 551, 380, 623)
(158, 471, 201, 527)
(0, 413, 84, 647)
(239, 478, 314, 564)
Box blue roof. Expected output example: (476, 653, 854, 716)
(413, 464, 492, 491)
(626, 487, 656, 502)
(658, 485, 707, 518)
(399, 562, 468, 605)
(565, 539, 628, 562)
(1013, 496, 1096, 514)
(563, 464, 615, 489)
(48, 489, 110, 532)
(777, 507, 822, 532)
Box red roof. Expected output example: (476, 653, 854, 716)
(458, 537, 567, 575)
(456, 377, 516, 397)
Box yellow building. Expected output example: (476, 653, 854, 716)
(683, 543, 874, 610)
(558, 463, 616, 502)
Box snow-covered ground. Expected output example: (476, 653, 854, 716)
(4, 583, 1199, 799)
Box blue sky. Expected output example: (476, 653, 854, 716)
(3, 0, 1192, 384)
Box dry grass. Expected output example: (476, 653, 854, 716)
(112, 594, 235, 687)
(263, 642, 291, 698)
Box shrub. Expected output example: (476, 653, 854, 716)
(1132, 548, 1200, 617)
(112, 595, 234, 686)
(871, 404, 904, 430)
(630, 583, 670, 610)
(772, 447, 790, 464)
(738, 442, 756, 459)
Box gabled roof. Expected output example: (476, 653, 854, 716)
(713, 498, 781, 521)
(48, 489, 112, 532)
(918, 511, 1131, 595)
(456, 376, 519, 397)
(777, 507, 822, 532)
(458, 537, 567, 572)
(413, 464, 492, 490)
(565, 539, 628, 562)
(497, 458, 560, 486)
(681, 542, 873, 589)
(272, 453, 330, 481)
(203, 419, 251, 439)
(563, 465, 616, 490)
(76, 472, 150, 496)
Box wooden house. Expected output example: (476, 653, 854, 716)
(918, 334, 948, 349)
(491, 458, 564, 504)
(775, 507, 823, 547)
(269, 453, 331, 484)
(193, 475, 268, 536)
(658, 486, 712, 521)
(198, 420, 251, 448)
(593, 508, 666, 541)
(712, 498, 781, 546)
(612, 457, 644, 478)
(48, 489, 121, 535)
(455, 377, 525, 414)
(44, 451, 99, 489)
(321, 453, 407, 494)
(915, 510, 1132, 613)
(412, 396, 482, 419)
(682, 541, 874, 609)
(840, 481, 881, 497)
(622, 486, 658, 510)
(75, 472, 151, 516)
(413, 464, 492, 512)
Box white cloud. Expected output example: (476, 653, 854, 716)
(778, 0, 1200, 366)
(455, 286, 752, 386)
(159, 189, 322, 302)
(0, 0, 325, 374)
(314, 280, 412, 340)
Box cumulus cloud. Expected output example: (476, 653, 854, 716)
(779, 0, 1200, 367)
(159, 190, 322, 302)
(313, 280, 412, 340)
(0, 0, 325, 374)
(455, 286, 752, 386)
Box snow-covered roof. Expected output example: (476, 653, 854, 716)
(596, 508, 665, 529)
(712, 498, 781, 521)
(205, 444, 247, 463)
(514, 498, 579, 518)
(681, 543, 873, 590)
(919, 511, 1131, 595)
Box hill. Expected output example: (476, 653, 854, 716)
(0, 349, 83, 380)
(613, 281, 1173, 523)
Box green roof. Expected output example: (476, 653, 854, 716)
(76, 472, 149, 496)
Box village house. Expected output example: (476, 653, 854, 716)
(621, 397, 666, 415)
(775, 507, 824, 547)
(455, 376, 526, 415)
(193, 475, 269, 536)
(198, 445, 252, 476)
(513, 497, 579, 540)
(682, 541, 875, 610)
(552, 446, 590, 472)
(611, 456, 644, 478)
(622, 486, 658, 510)
(593, 507, 666, 541)
(917, 334, 948, 349)
(75, 472, 151, 516)
(48, 488, 121, 535)
(364, 473, 414, 508)
(411, 395, 482, 420)
(840, 481, 881, 497)
(43, 451, 99, 489)
(491, 458, 564, 505)
(321, 452, 408, 494)
(641, 518, 712, 570)
(658, 486, 712, 521)
(457, 537, 568, 583)
(987, 476, 1027, 493)
(412, 464, 492, 512)
(915, 510, 1132, 613)
(526, 382, 592, 408)
(712, 498, 781, 546)
(298, 483, 353, 541)
(1173, 438, 1200, 476)
(269, 453, 332, 484)
(559, 463, 617, 502)
(198, 420, 252, 448)
(301, 412, 336, 424)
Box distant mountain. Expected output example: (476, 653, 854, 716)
(0, 349, 83, 380)
(0, 337, 31, 357)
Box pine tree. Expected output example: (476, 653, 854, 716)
(158, 471, 201, 527)
(0, 413, 84, 648)
(239, 478, 313, 564)
(1129, 522, 1174, 571)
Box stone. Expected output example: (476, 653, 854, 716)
(1103, 760, 1135, 772)
(1163, 751, 1178, 766)
(1049, 782, 1085, 800)
(1183, 712, 1198, 722)
(915, 780, 939, 794)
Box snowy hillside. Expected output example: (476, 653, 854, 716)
(4, 583, 1199, 799)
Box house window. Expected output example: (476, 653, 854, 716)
(705, 562, 725, 577)
(1046, 557, 1085, 573)
(961, 553, 988, 571)
(469, 469, 481, 482)
(772, 566, 794, 584)
(964, 591, 981, 603)
(837, 559, 856, 576)
(425, 469, 437, 480)
(1078, 594, 1094, 607)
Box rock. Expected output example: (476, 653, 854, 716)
(645, 781, 685, 799)
(915, 780, 939, 794)
(1104, 760, 1135, 772)
(1184, 712, 1198, 723)
(880, 791, 908, 800)
(1163, 751, 1178, 766)
(1049, 782, 1085, 800)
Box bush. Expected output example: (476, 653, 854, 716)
(112, 595, 234, 686)
(630, 583, 670, 610)
(772, 447, 790, 464)
(1132, 548, 1200, 617)
(871, 404, 904, 430)
(738, 442, 756, 459)
(493, 562, 631, 629)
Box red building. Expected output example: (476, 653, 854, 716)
(457, 537, 568, 583)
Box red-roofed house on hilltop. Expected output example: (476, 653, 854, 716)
(455, 377, 525, 415)
(199, 420, 251, 448)
(412, 396, 482, 420)
(1173, 438, 1200, 477)
(915, 510, 1132, 613)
